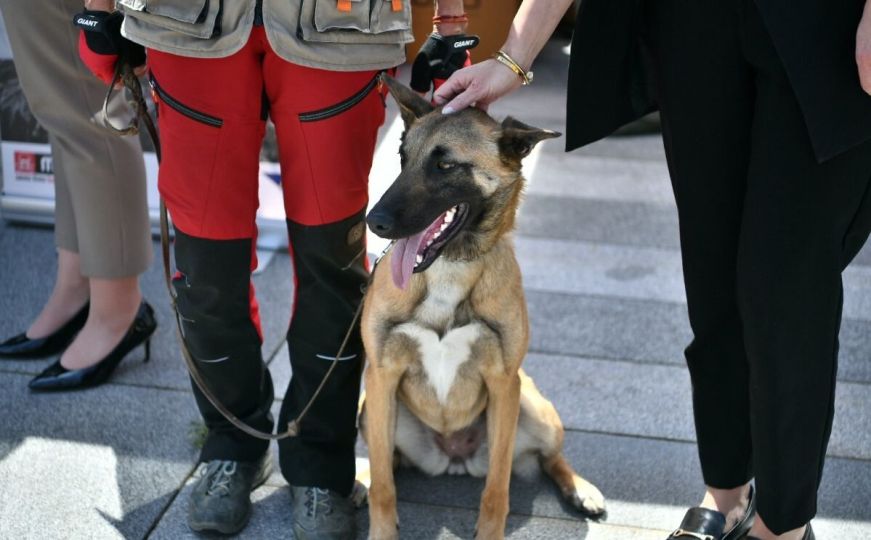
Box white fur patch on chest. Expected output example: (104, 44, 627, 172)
(396, 322, 483, 404)
(416, 259, 474, 326)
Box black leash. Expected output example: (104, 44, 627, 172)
(105, 63, 390, 441)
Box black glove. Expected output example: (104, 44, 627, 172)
(74, 10, 145, 84)
(410, 33, 479, 96)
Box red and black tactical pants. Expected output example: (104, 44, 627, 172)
(148, 26, 386, 496)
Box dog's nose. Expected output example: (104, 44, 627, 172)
(366, 210, 395, 237)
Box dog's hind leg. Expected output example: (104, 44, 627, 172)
(516, 371, 607, 517)
(393, 400, 452, 476)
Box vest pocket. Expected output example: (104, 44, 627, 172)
(118, 0, 221, 39)
(299, 0, 413, 45)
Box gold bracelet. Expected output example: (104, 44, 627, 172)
(493, 50, 533, 86)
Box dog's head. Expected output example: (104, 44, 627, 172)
(368, 76, 560, 289)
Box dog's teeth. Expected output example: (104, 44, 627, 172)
(416, 255, 423, 264)
(444, 212, 454, 223)
(426, 239, 433, 246)
(440, 222, 449, 231)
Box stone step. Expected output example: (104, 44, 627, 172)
(525, 289, 871, 385)
(0, 372, 199, 540)
(268, 346, 871, 461)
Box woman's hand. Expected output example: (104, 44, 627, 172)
(858, 0, 871, 95)
(433, 58, 524, 113)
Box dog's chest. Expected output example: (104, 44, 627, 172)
(397, 261, 483, 405)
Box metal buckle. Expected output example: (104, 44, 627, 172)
(671, 530, 715, 540)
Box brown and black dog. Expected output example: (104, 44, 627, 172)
(359, 77, 606, 539)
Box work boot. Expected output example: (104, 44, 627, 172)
(290, 485, 357, 540)
(187, 453, 272, 535)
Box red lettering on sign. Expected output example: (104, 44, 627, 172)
(14, 152, 37, 173)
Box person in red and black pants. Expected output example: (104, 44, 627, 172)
(76, 0, 472, 537)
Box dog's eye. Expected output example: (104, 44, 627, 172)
(437, 161, 456, 171)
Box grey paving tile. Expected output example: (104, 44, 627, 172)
(854, 241, 871, 267)
(516, 237, 686, 305)
(148, 478, 666, 540)
(258, 345, 871, 477)
(567, 134, 669, 163)
(525, 290, 871, 384)
(526, 289, 690, 364)
(0, 224, 57, 342)
(516, 236, 871, 322)
(0, 371, 199, 539)
(523, 352, 693, 442)
(524, 154, 675, 206)
(521, 353, 871, 461)
(517, 193, 681, 251)
(270, 343, 291, 400)
(375, 430, 871, 534)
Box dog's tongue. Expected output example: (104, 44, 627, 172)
(391, 230, 428, 289)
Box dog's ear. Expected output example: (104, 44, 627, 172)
(381, 74, 434, 128)
(497, 116, 561, 162)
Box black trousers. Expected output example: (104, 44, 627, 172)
(174, 210, 367, 497)
(646, 0, 871, 533)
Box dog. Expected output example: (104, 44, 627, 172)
(358, 76, 606, 540)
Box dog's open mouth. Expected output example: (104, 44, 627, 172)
(390, 203, 470, 289)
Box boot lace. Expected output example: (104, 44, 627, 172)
(304, 487, 334, 518)
(203, 460, 237, 497)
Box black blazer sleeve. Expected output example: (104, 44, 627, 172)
(565, 0, 655, 152)
(565, 0, 871, 162)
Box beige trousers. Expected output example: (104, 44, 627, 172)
(1, 0, 152, 278)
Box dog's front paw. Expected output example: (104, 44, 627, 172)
(566, 476, 606, 517)
(368, 522, 399, 540)
(368, 488, 399, 540)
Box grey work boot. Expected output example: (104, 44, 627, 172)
(290, 485, 357, 540)
(187, 454, 272, 535)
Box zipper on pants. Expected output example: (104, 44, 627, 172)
(149, 74, 224, 128)
(298, 73, 380, 123)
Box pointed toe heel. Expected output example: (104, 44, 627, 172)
(29, 301, 157, 392)
(0, 303, 89, 359)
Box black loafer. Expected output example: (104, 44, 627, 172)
(748, 522, 813, 540)
(0, 303, 89, 359)
(668, 485, 756, 540)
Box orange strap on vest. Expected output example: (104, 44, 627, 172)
(337, 0, 352, 12)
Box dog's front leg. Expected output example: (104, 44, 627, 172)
(476, 370, 522, 540)
(365, 363, 403, 540)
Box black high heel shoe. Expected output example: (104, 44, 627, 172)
(28, 302, 157, 392)
(0, 303, 89, 359)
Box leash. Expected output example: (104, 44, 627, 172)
(105, 62, 392, 440)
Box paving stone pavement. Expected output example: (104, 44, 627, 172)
(2, 36, 871, 540)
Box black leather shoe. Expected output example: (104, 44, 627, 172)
(0, 303, 89, 359)
(668, 485, 756, 540)
(747, 522, 813, 540)
(28, 302, 156, 392)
